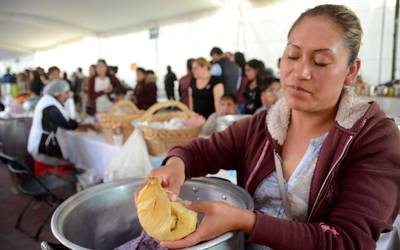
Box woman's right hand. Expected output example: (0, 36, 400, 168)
(136, 156, 186, 202)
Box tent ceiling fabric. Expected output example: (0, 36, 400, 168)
(0, 0, 223, 60)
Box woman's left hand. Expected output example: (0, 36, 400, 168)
(160, 200, 256, 249)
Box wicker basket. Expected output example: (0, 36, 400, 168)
(97, 100, 143, 144)
(137, 101, 203, 155)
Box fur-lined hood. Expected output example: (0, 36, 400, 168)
(266, 87, 370, 145)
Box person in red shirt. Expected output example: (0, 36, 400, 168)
(133, 68, 157, 110)
(178, 58, 194, 106)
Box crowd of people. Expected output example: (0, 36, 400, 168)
(0, 50, 283, 179)
(177, 48, 282, 119)
(1, 46, 282, 121)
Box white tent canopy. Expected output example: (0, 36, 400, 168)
(0, 0, 397, 87)
(0, 0, 225, 58)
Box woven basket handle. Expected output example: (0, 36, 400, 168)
(110, 100, 140, 114)
(140, 101, 194, 121)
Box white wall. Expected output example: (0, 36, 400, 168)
(0, 0, 397, 87)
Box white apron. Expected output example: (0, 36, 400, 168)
(27, 95, 70, 161)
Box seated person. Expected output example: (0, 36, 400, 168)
(27, 80, 89, 176)
(255, 77, 281, 113)
(202, 94, 237, 135)
(113, 85, 128, 102)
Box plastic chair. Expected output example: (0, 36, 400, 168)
(0, 153, 72, 241)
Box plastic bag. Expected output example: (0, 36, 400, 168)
(104, 129, 152, 182)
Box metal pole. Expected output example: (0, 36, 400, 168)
(378, 0, 387, 83)
(392, 0, 400, 81)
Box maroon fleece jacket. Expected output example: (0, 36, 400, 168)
(164, 102, 400, 250)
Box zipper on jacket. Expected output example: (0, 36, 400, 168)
(307, 135, 354, 223)
(245, 140, 270, 191)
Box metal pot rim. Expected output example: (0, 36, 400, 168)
(51, 177, 254, 250)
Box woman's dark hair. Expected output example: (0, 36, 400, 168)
(48, 66, 60, 75)
(135, 67, 145, 74)
(96, 59, 111, 77)
(259, 77, 280, 93)
(234, 52, 246, 77)
(288, 4, 362, 65)
(113, 85, 127, 95)
(220, 93, 237, 104)
(97, 59, 108, 67)
(186, 58, 194, 71)
(246, 59, 266, 84)
(210, 47, 223, 56)
(30, 70, 44, 95)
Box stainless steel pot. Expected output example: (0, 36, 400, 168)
(215, 115, 251, 132)
(366, 85, 377, 97)
(51, 177, 254, 250)
(394, 85, 400, 97)
(376, 86, 388, 96)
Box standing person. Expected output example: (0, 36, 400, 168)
(23, 70, 44, 111)
(164, 65, 177, 100)
(141, 5, 400, 250)
(63, 72, 72, 86)
(2, 67, 16, 83)
(16, 72, 29, 93)
(88, 59, 121, 113)
(178, 58, 194, 106)
(133, 68, 157, 110)
(30, 70, 44, 96)
(82, 65, 96, 115)
(234, 52, 248, 114)
(36, 67, 48, 83)
(71, 67, 85, 112)
(189, 58, 224, 119)
(243, 59, 266, 114)
(210, 47, 240, 95)
(47, 66, 61, 81)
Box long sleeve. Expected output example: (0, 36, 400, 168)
(163, 108, 400, 250)
(163, 114, 255, 179)
(42, 106, 78, 130)
(247, 117, 400, 250)
(138, 83, 157, 109)
(88, 77, 104, 101)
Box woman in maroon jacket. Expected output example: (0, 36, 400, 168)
(88, 59, 121, 113)
(142, 4, 400, 250)
(133, 68, 157, 110)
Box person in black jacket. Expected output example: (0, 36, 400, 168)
(164, 65, 177, 100)
(210, 47, 240, 95)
